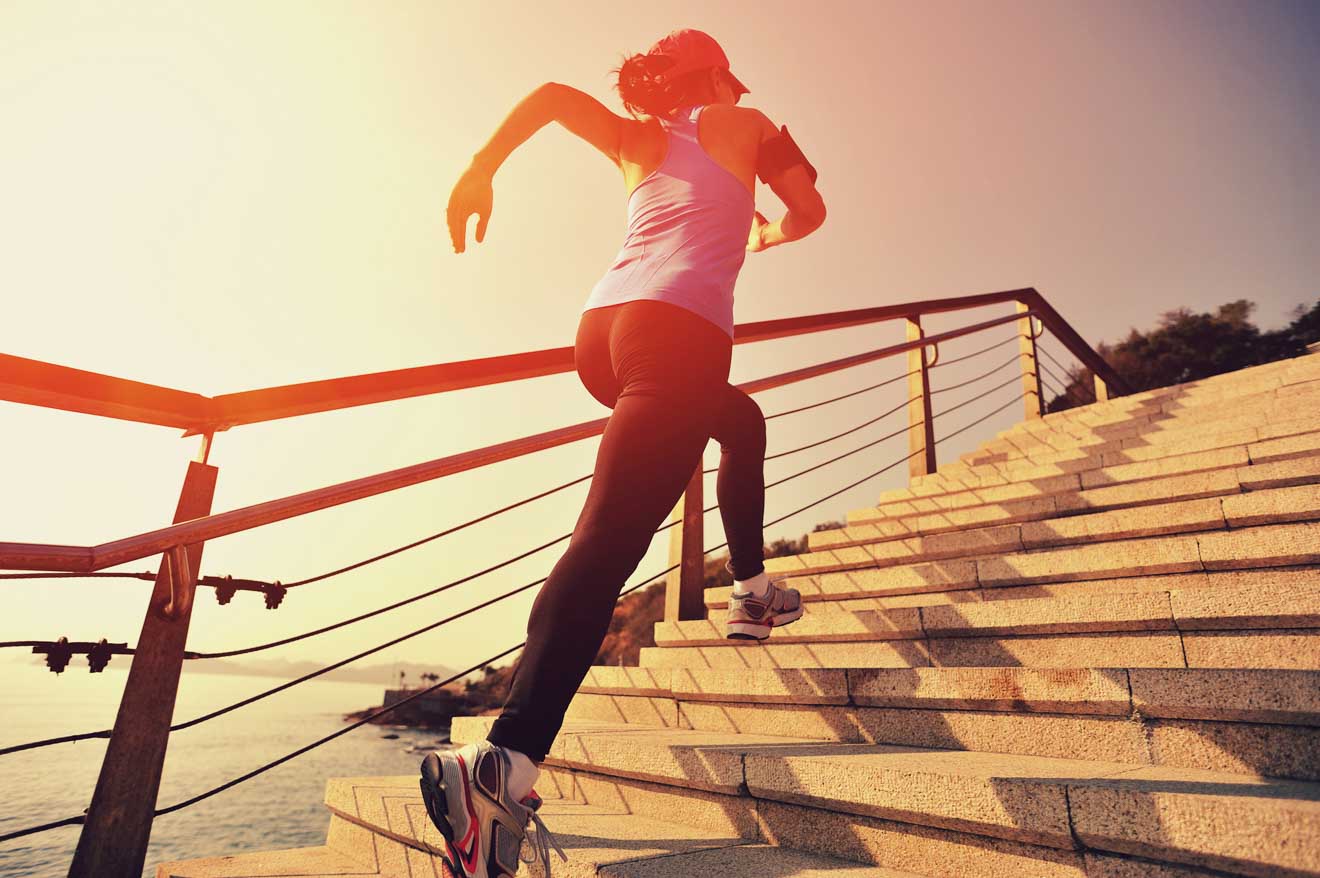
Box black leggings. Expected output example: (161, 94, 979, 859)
(486, 299, 768, 762)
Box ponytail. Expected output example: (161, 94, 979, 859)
(611, 51, 709, 119)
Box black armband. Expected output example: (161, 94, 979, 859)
(756, 124, 818, 185)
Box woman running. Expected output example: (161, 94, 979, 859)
(420, 28, 826, 878)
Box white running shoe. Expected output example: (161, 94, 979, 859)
(419, 741, 567, 878)
(725, 574, 804, 640)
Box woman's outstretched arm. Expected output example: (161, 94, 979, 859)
(449, 83, 626, 253)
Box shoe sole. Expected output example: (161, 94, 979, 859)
(726, 604, 804, 641)
(419, 752, 465, 876)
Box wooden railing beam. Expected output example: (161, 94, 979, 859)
(67, 457, 217, 878)
(1017, 301, 1045, 419)
(664, 465, 706, 623)
(905, 316, 936, 481)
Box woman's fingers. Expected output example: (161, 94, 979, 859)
(447, 172, 494, 253)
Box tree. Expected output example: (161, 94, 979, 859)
(1047, 298, 1320, 413)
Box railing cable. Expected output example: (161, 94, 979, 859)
(0, 378, 1029, 841)
(929, 352, 1020, 397)
(929, 333, 1016, 368)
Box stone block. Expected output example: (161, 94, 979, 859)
(665, 608, 924, 646)
(1170, 582, 1320, 629)
(744, 745, 1128, 848)
(813, 559, 979, 599)
(1256, 416, 1320, 442)
(1146, 718, 1320, 782)
(756, 799, 1087, 877)
(566, 692, 681, 728)
(1181, 629, 1320, 669)
(977, 535, 1202, 587)
(581, 666, 672, 696)
(1067, 766, 1320, 876)
(554, 725, 807, 795)
(1083, 852, 1263, 877)
(669, 667, 848, 704)
(920, 523, 1025, 560)
(1129, 668, 1320, 724)
(568, 769, 758, 838)
(1080, 447, 1249, 490)
(921, 592, 1175, 637)
(1249, 432, 1320, 465)
(1053, 469, 1240, 515)
(1019, 498, 1225, 549)
(1195, 521, 1320, 569)
(1221, 483, 1320, 527)
(1236, 456, 1320, 490)
(928, 632, 1186, 668)
(848, 666, 1132, 714)
(1112, 427, 1257, 462)
(639, 639, 932, 670)
(987, 572, 1210, 603)
(851, 706, 1151, 764)
(154, 841, 387, 878)
(808, 518, 916, 550)
(603, 844, 902, 878)
(678, 700, 859, 741)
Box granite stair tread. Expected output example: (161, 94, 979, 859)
(449, 718, 1320, 875)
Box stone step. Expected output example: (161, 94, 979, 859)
(567, 666, 1320, 781)
(639, 627, 1320, 673)
(823, 469, 1235, 550)
(943, 415, 1320, 488)
(320, 772, 891, 878)
(708, 561, 1317, 626)
(651, 572, 1320, 670)
(579, 666, 1320, 725)
(774, 513, 1320, 595)
(154, 844, 384, 877)
(524, 761, 1092, 876)
(996, 356, 1320, 434)
(450, 718, 1320, 876)
(960, 406, 1320, 470)
(850, 445, 1320, 529)
(958, 411, 1320, 481)
(540, 760, 1273, 878)
(884, 428, 1320, 514)
(660, 582, 1320, 647)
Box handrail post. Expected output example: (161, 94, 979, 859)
(68, 452, 218, 878)
(664, 463, 705, 622)
(1016, 301, 1044, 419)
(905, 316, 936, 482)
(1094, 374, 1110, 403)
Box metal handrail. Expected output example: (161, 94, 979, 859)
(0, 309, 1038, 573)
(0, 287, 1126, 435)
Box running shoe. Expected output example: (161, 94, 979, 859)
(419, 741, 567, 878)
(725, 574, 803, 640)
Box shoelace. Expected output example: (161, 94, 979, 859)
(519, 806, 568, 874)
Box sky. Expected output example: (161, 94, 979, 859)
(2, 0, 1317, 687)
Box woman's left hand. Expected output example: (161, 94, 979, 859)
(447, 166, 494, 254)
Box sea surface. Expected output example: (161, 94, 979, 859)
(0, 665, 451, 877)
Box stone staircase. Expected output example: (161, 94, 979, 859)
(155, 352, 1320, 877)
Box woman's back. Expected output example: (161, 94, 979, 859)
(582, 103, 761, 339)
(618, 103, 763, 201)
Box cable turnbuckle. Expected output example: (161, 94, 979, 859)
(32, 637, 130, 673)
(263, 582, 286, 610)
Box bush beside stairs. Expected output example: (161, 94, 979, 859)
(157, 351, 1320, 877)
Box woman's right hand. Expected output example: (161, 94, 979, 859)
(447, 165, 494, 254)
(746, 210, 770, 253)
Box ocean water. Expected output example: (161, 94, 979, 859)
(0, 665, 451, 877)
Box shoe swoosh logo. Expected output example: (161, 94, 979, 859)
(454, 753, 482, 874)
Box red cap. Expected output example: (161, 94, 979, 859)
(647, 28, 750, 97)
